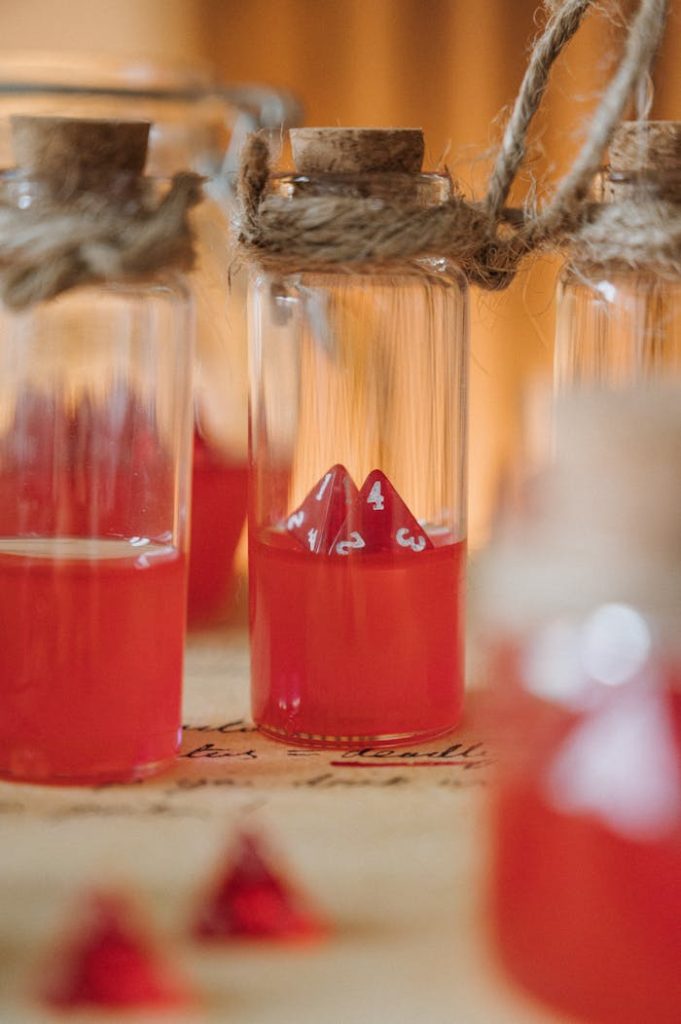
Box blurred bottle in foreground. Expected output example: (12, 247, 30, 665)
(481, 388, 681, 1024)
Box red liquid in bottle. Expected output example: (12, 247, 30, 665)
(188, 430, 248, 626)
(490, 653, 681, 1024)
(0, 539, 186, 784)
(249, 531, 465, 746)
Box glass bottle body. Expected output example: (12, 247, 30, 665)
(555, 267, 681, 389)
(249, 254, 468, 747)
(488, 612, 681, 1024)
(555, 169, 681, 391)
(0, 269, 193, 783)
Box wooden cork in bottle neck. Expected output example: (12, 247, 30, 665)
(10, 115, 150, 195)
(610, 120, 681, 173)
(290, 127, 424, 175)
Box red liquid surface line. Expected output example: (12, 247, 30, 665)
(490, 655, 681, 1024)
(249, 532, 466, 748)
(187, 430, 248, 626)
(0, 540, 186, 784)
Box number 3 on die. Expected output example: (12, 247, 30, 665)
(395, 527, 426, 553)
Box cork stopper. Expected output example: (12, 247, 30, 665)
(481, 387, 681, 630)
(290, 128, 424, 175)
(10, 116, 150, 194)
(610, 120, 681, 173)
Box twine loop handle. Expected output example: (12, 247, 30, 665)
(238, 0, 670, 289)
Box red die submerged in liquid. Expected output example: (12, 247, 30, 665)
(250, 466, 465, 747)
(0, 388, 175, 539)
(490, 646, 681, 1024)
(188, 428, 248, 626)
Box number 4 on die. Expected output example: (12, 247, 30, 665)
(330, 470, 433, 555)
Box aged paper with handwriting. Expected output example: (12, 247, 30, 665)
(0, 630, 569, 1024)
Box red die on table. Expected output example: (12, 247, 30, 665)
(43, 891, 192, 1010)
(194, 831, 328, 943)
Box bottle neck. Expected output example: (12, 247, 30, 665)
(0, 168, 160, 209)
(601, 167, 681, 204)
(269, 171, 452, 207)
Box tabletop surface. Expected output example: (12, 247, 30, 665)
(0, 626, 573, 1024)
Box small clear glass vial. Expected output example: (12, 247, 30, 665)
(481, 390, 681, 1024)
(0, 118, 194, 784)
(555, 121, 681, 390)
(0, 54, 299, 626)
(248, 128, 468, 748)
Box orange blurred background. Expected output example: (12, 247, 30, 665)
(1, 0, 679, 545)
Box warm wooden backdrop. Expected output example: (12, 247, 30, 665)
(1, 0, 679, 544)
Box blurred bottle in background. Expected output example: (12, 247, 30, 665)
(0, 53, 300, 626)
(555, 120, 681, 391)
(0, 117, 195, 784)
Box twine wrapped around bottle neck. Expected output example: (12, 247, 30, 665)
(239, 129, 521, 289)
(566, 120, 681, 277)
(0, 116, 203, 311)
(237, 0, 669, 289)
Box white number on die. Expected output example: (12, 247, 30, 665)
(315, 472, 332, 501)
(367, 480, 384, 511)
(307, 528, 318, 551)
(335, 531, 366, 555)
(395, 527, 426, 553)
(287, 510, 305, 529)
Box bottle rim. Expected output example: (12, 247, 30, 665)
(269, 170, 453, 206)
(0, 52, 215, 101)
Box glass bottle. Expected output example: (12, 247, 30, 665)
(0, 117, 194, 784)
(0, 53, 300, 625)
(248, 128, 468, 748)
(481, 389, 681, 1024)
(555, 120, 681, 390)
